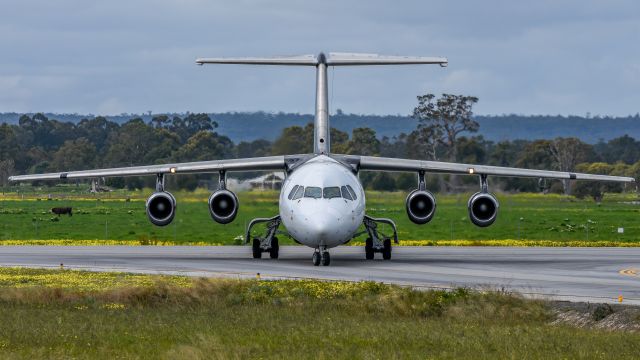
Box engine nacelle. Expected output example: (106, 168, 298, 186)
(406, 190, 437, 224)
(468, 192, 499, 227)
(208, 189, 239, 224)
(146, 191, 177, 227)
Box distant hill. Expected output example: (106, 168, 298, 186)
(1, 111, 638, 143)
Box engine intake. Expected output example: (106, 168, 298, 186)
(208, 189, 239, 224)
(406, 190, 437, 224)
(468, 192, 499, 227)
(146, 191, 176, 227)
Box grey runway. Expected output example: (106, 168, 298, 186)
(1, 246, 639, 304)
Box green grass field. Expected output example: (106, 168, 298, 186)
(0, 267, 639, 359)
(1, 189, 639, 245)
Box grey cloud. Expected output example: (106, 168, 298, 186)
(0, 0, 638, 115)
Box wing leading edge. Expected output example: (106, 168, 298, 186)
(353, 155, 635, 183)
(8, 156, 289, 182)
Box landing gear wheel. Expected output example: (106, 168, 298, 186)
(365, 237, 374, 260)
(382, 238, 392, 260)
(312, 251, 321, 266)
(269, 237, 279, 259)
(252, 238, 262, 259)
(321, 251, 331, 266)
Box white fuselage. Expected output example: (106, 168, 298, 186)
(279, 155, 365, 248)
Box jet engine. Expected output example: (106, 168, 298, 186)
(208, 189, 239, 224)
(406, 190, 437, 224)
(467, 192, 499, 227)
(146, 191, 177, 227)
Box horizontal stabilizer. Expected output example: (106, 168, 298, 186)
(326, 53, 448, 67)
(196, 52, 448, 67)
(196, 55, 317, 66)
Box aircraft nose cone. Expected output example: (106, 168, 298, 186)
(310, 215, 333, 238)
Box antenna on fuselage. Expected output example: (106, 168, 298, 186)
(195, 52, 448, 155)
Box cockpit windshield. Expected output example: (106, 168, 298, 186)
(292, 186, 304, 200)
(303, 186, 322, 199)
(290, 185, 357, 200)
(323, 187, 341, 199)
(288, 185, 299, 200)
(341, 186, 353, 200)
(346, 185, 357, 200)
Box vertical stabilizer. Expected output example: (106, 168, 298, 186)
(314, 53, 329, 154)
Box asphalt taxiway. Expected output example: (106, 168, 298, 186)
(1, 246, 639, 304)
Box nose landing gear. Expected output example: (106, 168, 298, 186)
(312, 248, 331, 266)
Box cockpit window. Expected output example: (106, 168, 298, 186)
(323, 187, 341, 199)
(288, 185, 299, 200)
(304, 186, 322, 199)
(346, 185, 357, 200)
(341, 186, 353, 200)
(292, 186, 304, 200)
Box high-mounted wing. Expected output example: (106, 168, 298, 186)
(8, 156, 290, 182)
(352, 155, 635, 183)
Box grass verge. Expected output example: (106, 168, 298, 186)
(2, 239, 640, 247)
(0, 267, 639, 359)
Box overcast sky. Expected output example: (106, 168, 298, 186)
(1, 0, 638, 116)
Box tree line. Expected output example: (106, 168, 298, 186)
(1, 94, 639, 200)
(3, 111, 640, 144)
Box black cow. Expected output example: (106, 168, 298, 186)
(51, 207, 73, 217)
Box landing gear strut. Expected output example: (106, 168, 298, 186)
(321, 250, 330, 266)
(246, 215, 285, 259)
(312, 248, 331, 266)
(357, 215, 398, 260)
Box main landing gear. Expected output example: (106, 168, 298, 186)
(357, 215, 398, 261)
(312, 248, 331, 266)
(246, 215, 285, 259)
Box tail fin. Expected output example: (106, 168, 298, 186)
(196, 52, 447, 155)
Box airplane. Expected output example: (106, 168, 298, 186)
(8, 52, 635, 266)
